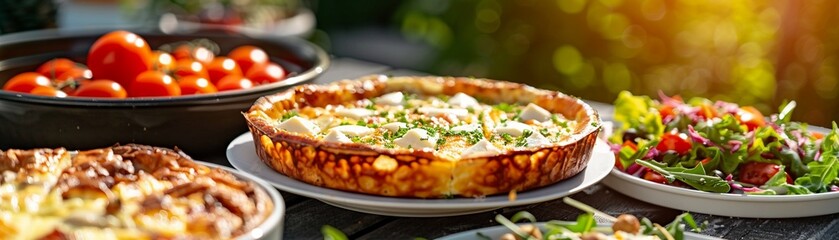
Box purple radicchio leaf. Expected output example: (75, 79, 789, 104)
(714, 100, 740, 115)
(728, 140, 742, 153)
(688, 125, 715, 147)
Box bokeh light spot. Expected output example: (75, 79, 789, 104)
(600, 13, 630, 40)
(641, 0, 666, 21)
(401, 12, 428, 39)
(598, 0, 623, 8)
(795, 35, 823, 63)
(603, 62, 632, 93)
(504, 33, 531, 55)
(475, 9, 501, 33)
(427, 18, 453, 47)
(567, 61, 596, 89)
(553, 45, 583, 75)
(622, 25, 647, 49)
(557, 0, 587, 14)
(713, 22, 739, 54)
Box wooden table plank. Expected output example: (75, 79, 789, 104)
(282, 200, 393, 240)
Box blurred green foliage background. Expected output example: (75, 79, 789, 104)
(1, 0, 836, 126)
(382, 0, 838, 127)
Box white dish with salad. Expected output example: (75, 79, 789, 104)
(602, 91, 839, 218)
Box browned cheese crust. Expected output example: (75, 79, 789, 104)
(245, 75, 601, 198)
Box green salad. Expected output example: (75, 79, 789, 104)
(610, 91, 839, 195)
(489, 198, 703, 240)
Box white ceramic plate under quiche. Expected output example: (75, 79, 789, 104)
(436, 222, 723, 240)
(227, 132, 615, 217)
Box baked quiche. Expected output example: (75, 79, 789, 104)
(0, 144, 273, 239)
(245, 75, 601, 198)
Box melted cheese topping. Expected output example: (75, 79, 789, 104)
(281, 92, 578, 160)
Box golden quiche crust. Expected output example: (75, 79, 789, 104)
(244, 75, 601, 198)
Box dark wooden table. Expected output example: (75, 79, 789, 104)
(215, 58, 839, 240)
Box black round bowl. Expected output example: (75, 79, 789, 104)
(0, 27, 329, 159)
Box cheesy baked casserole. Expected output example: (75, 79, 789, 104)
(245, 75, 601, 198)
(0, 144, 273, 239)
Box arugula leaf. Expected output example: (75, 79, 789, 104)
(612, 91, 665, 141)
(721, 146, 749, 174)
(694, 115, 747, 146)
(776, 148, 809, 179)
(636, 159, 731, 193)
(794, 122, 839, 193)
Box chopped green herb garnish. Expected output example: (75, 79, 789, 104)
(493, 103, 518, 113)
(436, 137, 447, 146)
(515, 130, 533, 147)
(356, 119, 367, 126)
(365, 102, 376, 110)
(500, 133, 514, 144)
(437, 94, 450, 102)
(553, 115, 569, 128)
(539, 128, 550, 137)
(395, 111, 408, 123)
(383, 127, 410, 141)
(280, 111, 298, 121)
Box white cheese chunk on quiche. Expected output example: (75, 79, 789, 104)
(245, 75, 601, 198)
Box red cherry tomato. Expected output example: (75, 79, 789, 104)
(174, 60, 209, 79)
(228, 45, 268, 73)
(245, 62, 286, 84)
(658, 105, 676, 120)
(74, 80, 128, 98)
(57, 79, 90, 96)
(206, 57, 242, 84)
(129, 71, 181, 97)
(738, 162, 782, 186)
(29, 86, 68, 97)
(55, 68, 92, 82)
(87, 31, 153, 89)
(736, 106, 766, 131)
(36, 58, 77, 79)
(178, 76, 218, 95)
(3, 72, 52, 93)
(655, 133, 692, 155)
(643, 170, 668, 184)
(216, 75, 254, 91)
(151, 51, 176, 72)
(172, 45, 215, 65)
